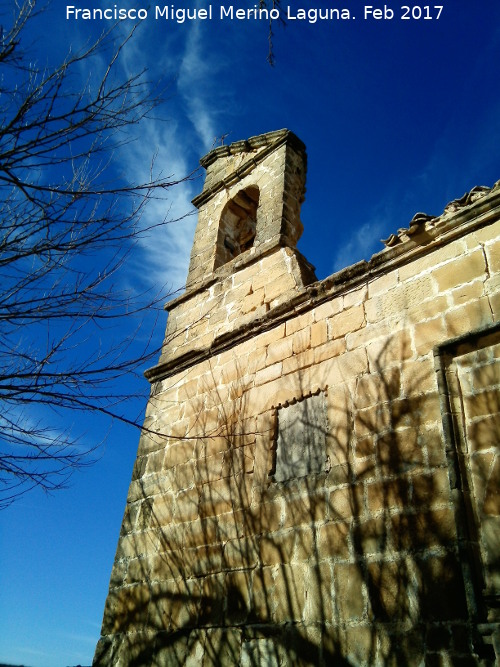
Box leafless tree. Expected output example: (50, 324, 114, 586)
(0, 1, 191, 507)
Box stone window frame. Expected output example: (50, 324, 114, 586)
(269, 389, 330, 484)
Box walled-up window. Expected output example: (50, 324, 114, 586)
(214, 186, 259, 269)
(272, 393, 328, 482)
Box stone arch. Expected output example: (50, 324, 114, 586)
(214, 185, 259, 269)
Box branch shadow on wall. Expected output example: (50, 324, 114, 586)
(94, 332, 498, 666)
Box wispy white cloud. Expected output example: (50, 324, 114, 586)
(111, 17, 230, 294)
(332, 217, 386, 274)
(118, 117, 200, 292)
(177, 21, 221, 151)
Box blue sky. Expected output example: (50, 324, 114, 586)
(1, 1, 500, 665)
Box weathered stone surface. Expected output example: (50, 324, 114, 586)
(94, 132, 500, 666)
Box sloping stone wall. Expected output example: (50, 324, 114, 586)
(94, 131, 500, 666)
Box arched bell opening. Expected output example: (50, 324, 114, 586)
(213, 185, 259, 269)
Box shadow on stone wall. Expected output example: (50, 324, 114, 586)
(94, 333, 498, 666)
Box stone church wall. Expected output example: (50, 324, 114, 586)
(94, 131, 500, 666)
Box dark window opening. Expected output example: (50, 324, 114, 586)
(214, 186, 259, 269)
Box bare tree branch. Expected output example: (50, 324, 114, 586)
(0, 1, 191, 507)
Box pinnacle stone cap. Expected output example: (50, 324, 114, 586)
(199, 129, 306, 169)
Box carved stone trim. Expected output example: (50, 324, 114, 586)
(382, 181, 500, 247)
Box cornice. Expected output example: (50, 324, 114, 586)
(146, 180, 500, 385)
(191, 129, 306, 210)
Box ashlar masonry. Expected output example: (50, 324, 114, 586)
(94, 130, 500, 666)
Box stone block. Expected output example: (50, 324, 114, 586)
(357, 516, 388, 554)
(246, 348, 269, 375)
(343, 285, 368, 308)
(175, 488, 200, 522)
(152, 494, 176, 527)
(398, 238, 466, 281)
(246, 375, 295, 413)
(285, 310, 314, 336)
(282, 493, 326, 529)
(451, 279, 484, 306)
(223, 534, 259, 570)
(255, 362, 283, 386)
(250, 566, 274, 622)
(354, 403, 391, 439)
(312, 298, 342, 321)
(486, 237, 500, 273)
(251, 263, 287, 294)
(317, 521, 350, 559)
(221, 444, 255, 477)
(302, 562, 333, 623)
(101, 585, 150, 635)
(266, 336, 293, 365)
(400, 357, 436, 394)
(328, 304, 365, 340)
(365, 275, 436, 324)
(473, 219, 500, 243)
(257, 500, 284, 533)
(272, 563, 306, 622)
(432, 249, 486, 292)
(345, 322, 392, 351)
(264, 273, 296, 303)
(182, 516, 220, 549)
(188, 544, 224, 577)
(164, 443, 193, 469)
(470, 358, 500, 390)
(341, 625, 379, 666)
(327, 462, 350, 486)
(170, 461, 197, 490)
(376, 428, 424, 471)
(215, 508, 248, 542)
(368, 271, 399, 297)
(444, 297, 493, 337)
(311, 319, 328, 347)
(325, 348, 368, 385)
(366, 477, 410, 513)
(355, 369, 401, 409)
(366, 560, 412, 620)
(241, 287, 265, 315)
(198, 475, 251, 518)
(467, 412, 500, 451)
(199, 435, 232, 458)
(366, 329, 413, 369)
(314, 338, 346, 363)
(465, 387, 500, 419)
(240, 637, 278, 666)
(254, 323, 286, 349)
(417, 553, 468, 620)
(390, 392, 442, 430)
(411, 468, 451, 508)
(225, 571, 251, 625)
(333, 563, 365, 620)
(406, 294, 449, 323)
(259, 531, 296, 565)
(390, 507, 456, 551)
(282, 347, 315, 374)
